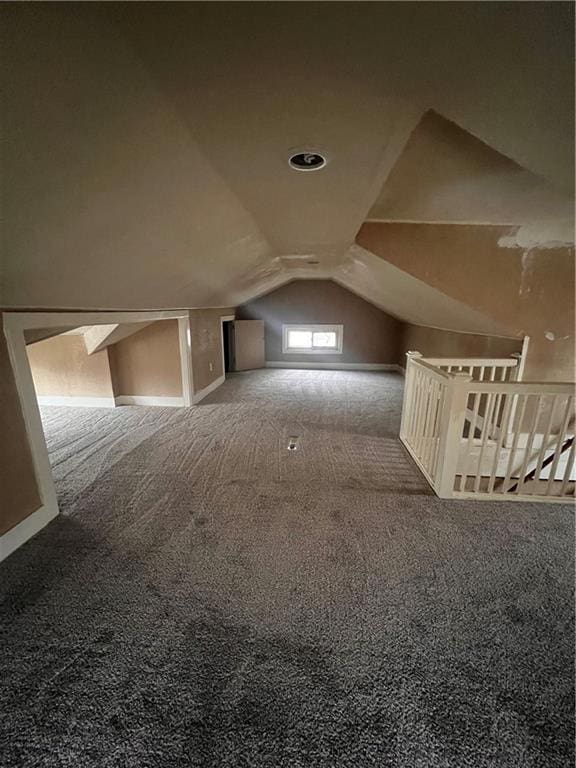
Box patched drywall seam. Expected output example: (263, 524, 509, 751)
(518, 250, 536, 298)
(498, 221, 575, 250)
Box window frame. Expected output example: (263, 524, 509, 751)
(282, 324, 344, 355)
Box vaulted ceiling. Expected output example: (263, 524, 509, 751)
(1, 2, 573, 335)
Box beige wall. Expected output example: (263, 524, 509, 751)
(27, 335, 114, 397)
(190, 308, 235, 393)
(27, 321, 185, 400)
(237, 280, 401, 364)
(398, 324, 522, 368)
(109, 320, 182, 397)
(26, 315, 233, 399)
(0, 316, 42, 535)
(357, 222, 575, 381)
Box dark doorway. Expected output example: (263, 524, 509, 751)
(222, 321, 234, 373)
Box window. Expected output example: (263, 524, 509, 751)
(282, 324, 343, 355)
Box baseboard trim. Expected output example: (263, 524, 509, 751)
(193, 374, 226, 404)
(265, 361, 404, 373)
(37, 395, 116, 408)
(115, 395, 185, 407)
(0, 501, 59, 562)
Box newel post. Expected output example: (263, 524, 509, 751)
(435, 371, 472, 497)
(400, 351, 423, 441)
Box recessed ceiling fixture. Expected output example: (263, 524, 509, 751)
(289, 151, 327, 172)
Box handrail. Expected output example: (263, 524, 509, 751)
(463, 381, 575, 394)
(415, 354, 520, 383)
(411, 358, 454, 381)
(422, 357, 518, 368)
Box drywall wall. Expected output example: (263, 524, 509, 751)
(237, 280, 401, 365)
(27, 335, 114, 398)
(190, 309, 235, 393)
(109, 320, 182, 397)
(0, 318, 42, 535)
(398, 324, 522, 368)
(27, 321, 184, 400)
(357, 222, 575, 382)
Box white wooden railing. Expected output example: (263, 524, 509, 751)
(400, 352, 575, 503)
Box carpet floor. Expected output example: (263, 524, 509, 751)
(0, 369, 573, 768)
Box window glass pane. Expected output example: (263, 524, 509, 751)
(288, 330, 312, 348)
(313, 331, 337, 348)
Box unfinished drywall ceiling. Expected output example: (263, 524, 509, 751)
(24, 327, 80, 345)
(83, 323, 154, 355)
(333, 247, 512, 337)
(368, 111, 573, 230)
(1, 2, 574, 315)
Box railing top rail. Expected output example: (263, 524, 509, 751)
(462, 380, 575, 395)
(410, 357, 453, 382)
(421, 357, 518, 368)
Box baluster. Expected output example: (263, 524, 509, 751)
(414, 370, 428, 457)
(431, 379, 443, 473)
(406, 368, 418, 439)
(530, 395, 558, 493)
(503, 395, 528, 491)
(431, 383, 445, 480)
(408, 367, 423, 441)
(488, 393, 513, 494)
(560, 438, 575, 496)
(474, 393, 496, 493)
(514, 395, 542, 494)
(546, 396, 574, 495)
(459, 392, 480, 492)
(422, 379, 437, 471)
(401, 351, 422, 443)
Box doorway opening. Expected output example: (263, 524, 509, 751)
(1, 309, 192, 561)
(222, 320, 235, 374)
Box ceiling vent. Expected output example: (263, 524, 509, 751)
(288, 150, 327, 172)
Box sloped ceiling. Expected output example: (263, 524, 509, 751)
(1, 2, 573, 329)
(368, 111, 573, 228)
(24, 322, 151, 350)
(1, 5, 273, 310)
(333, 247, 512, 337)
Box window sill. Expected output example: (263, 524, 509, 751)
(283, 349, 343, 355)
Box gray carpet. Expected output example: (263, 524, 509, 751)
(0, 369, 573, 768)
